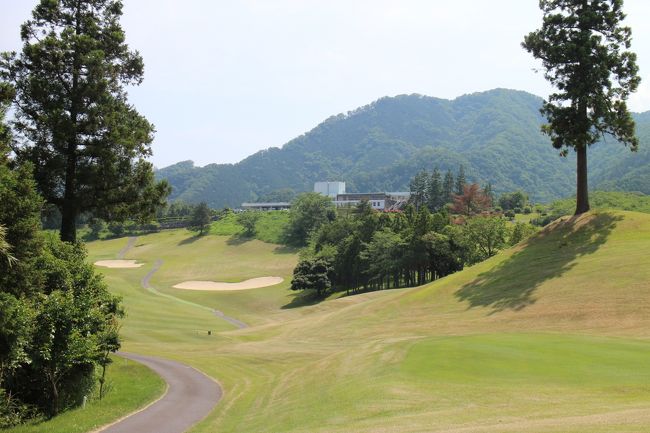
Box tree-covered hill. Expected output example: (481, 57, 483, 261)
(156, 89, 650, 208)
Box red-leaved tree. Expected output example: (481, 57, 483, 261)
(451, 184, 492, 216)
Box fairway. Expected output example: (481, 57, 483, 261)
(85, 211, 650, 432)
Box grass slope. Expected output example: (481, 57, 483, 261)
(6, 356, 165, 433)
(87, 211, 650, 432)
(210, 211, 289, 244)
(546, 190, 650, 216)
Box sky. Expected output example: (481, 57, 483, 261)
(2, 1, 650, 168)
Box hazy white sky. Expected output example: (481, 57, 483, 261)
(2, 1, 650, 168)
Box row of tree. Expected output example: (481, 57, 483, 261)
(409, 165, 496, 213)
(289, 193, 536, 297)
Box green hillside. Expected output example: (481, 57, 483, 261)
(546, 191, 650, 216)
(86, 210, 650, 432)
(156, 89, 650, 208)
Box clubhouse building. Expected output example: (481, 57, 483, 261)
(242, 182, 409, 211)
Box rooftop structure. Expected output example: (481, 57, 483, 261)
(314, 181, 346, 198)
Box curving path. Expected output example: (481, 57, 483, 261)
(141, 260, 248, 329)
(99, 352, 222, 433)
(117, 236, 138, 259)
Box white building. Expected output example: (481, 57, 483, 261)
(314, 181, 346, 198)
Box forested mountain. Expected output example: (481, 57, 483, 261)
(156, 89, 650, 208)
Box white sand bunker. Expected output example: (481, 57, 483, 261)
(173, 277, 284, 291)
(94, 260, 145, 269)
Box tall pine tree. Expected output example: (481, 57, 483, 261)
(1, 0, 170, 241)
(443, 169, 455, 205)
(523, 0, 640, 215)
(455, 165, 466, 196)
(427, 168, 442, 211)
(409, 170, 429, 210)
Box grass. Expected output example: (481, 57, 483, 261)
(84, 210, 650, 432)
(546, 190, 650, 216)
(6, 355, 165, 433)
(209, 211, 289, 244)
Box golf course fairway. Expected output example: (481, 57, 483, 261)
(83, 210, 650, 432)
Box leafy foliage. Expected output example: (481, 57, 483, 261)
(290, 258, 332, 298)
(283, 193, 336, 246)
(1, 110, 122, 423)
(498, 191, 529, 211)
(1, 0, 170, 241)
(459, 216, 508, 263)
(297, 201, 513, 296)
(189, 202, 212, 235)
(523, 0, 641, 214)
(451, 184, 492, 216)
(236, 212, 261, 237)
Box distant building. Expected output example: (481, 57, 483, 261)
(314, 181, 346, 198)
(241, 202, 291, 211)
(334, 192, 411, 211)
(241, 183, 409, 212)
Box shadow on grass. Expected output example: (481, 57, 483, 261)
(455, 212, 622, 314)
(226, 234, 254, 245)
(177, 233, 204, 245)
(281, 290, 324, 309)
(273, 245, 300, 255)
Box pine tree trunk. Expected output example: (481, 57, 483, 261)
(60, 1, 82, 243)
(60, 147, 78, 242)
(575, 144, 590, 215)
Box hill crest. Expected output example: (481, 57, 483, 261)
(156, 89, 650, 208)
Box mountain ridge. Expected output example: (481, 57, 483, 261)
(156, 88, 650, 208)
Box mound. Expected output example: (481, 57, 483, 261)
(172, 277, 284, 291)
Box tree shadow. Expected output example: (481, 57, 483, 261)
(281, 290, 324, 309)
(454, 212, 622, 314)
(273, 245, 300, 255)
(226, 234, 254, 245)
(177, 234, 203, 246)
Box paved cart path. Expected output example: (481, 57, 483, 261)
(117, 236, 137, 259)
(141, 260, 248, 329)
(99, 352, 222, 433)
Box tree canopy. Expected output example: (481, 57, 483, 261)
(523, 0, 640, 214)
(1, 0, 170, 241)
(190, 202, 212, 235)
(283, 193, 336, 246)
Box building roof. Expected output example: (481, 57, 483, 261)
(241, 202, 291, 207)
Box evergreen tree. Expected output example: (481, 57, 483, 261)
(427, 168, 442, 211)
(190, 202, 212, 235)
(409, 170, 429, 210)
(455, 165, 466, 196)
(1, 0, 170, 242)
(443, 169, 455, 204)
(0, 87, 43, 297)
(483, 182, 495, 206)
(523, 0, 640, 215)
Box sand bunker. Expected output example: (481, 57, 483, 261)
(173, 277, 284, 291)
(94, 260, 145, 269)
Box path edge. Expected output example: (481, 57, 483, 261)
(90, 354, 170, 433)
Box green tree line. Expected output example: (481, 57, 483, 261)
(288, 194, 536, 298)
